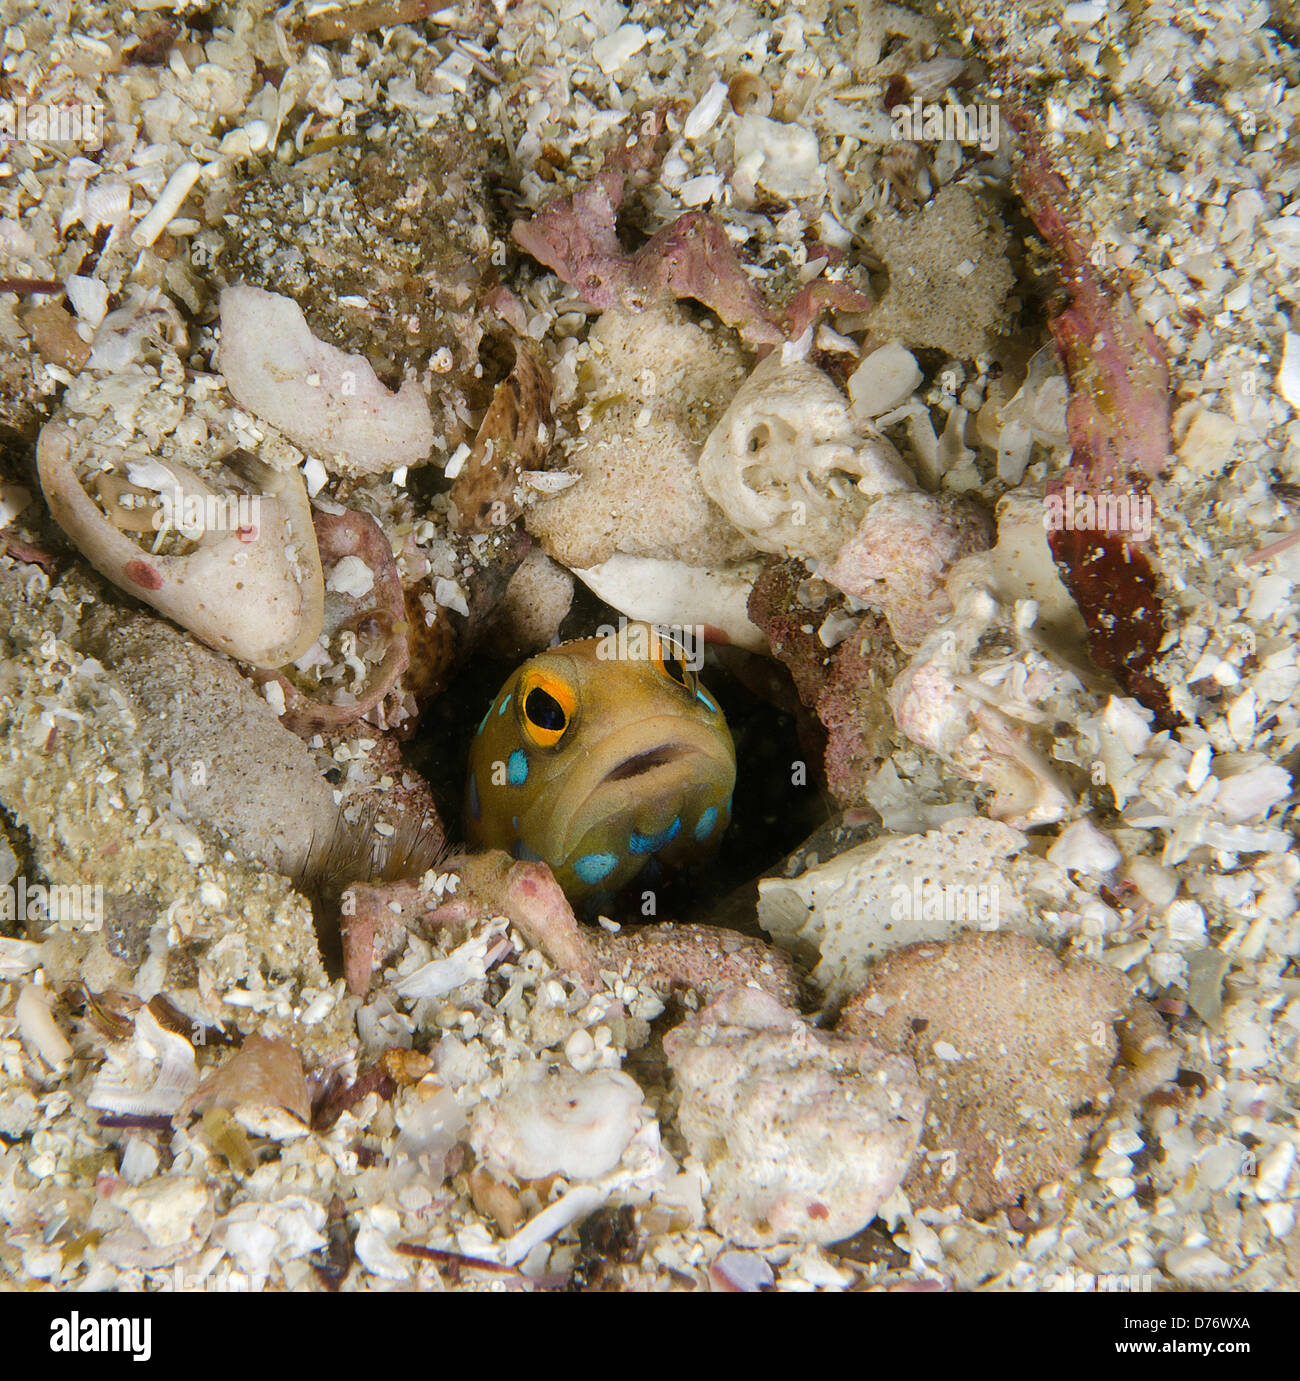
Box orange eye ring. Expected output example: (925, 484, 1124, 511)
(519, 670, 576, 748)
(652, 633, 696, 691)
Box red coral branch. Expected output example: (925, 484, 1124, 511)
(1011, 108, 1179, 727)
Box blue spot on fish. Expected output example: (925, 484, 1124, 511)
(468, 774, 481, 819)
(629, 816, 681, 855)
(693, 805, 718, 842)
(477, 705, 492, 734)
(697, 688, 718, 713)
(574, 852, 618, 884)
(508, 749, 529, 786)
(512, 839, 543, 862)
(498, 693, 511, 716)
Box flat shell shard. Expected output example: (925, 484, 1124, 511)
(1048, 524, 1176, 729)
(572, 554, 768, 653)
(449, 343, 552, 534)
(36, 418, 325, 668)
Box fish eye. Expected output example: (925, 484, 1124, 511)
(520, 671, 576, 748)
(526, 687, 566, 731)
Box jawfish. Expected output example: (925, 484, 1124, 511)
(465, 623, 735, 904)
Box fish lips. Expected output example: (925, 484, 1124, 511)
(540, 717, 735, 864)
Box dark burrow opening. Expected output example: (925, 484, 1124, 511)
(406, 588, 827, 931)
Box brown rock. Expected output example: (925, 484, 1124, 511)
(20, 301, 90, 372)
(178, 1034, 311, 1135)
(591, 922, 801, 1007)
(816, 612, 904, 808)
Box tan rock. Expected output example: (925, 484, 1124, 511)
(839, 930, 1133, 1215)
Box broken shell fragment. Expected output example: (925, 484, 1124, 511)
(218, 285, 434, 478)
(847, 342, 923, 420)
(887, 586, 1074, 828)
(37, 416, 325, 668)
(822, 490, 994, 650)
(698, 353, 913, 564)
(727, 72, 773, 117)
(470, 1065, 648, 1182)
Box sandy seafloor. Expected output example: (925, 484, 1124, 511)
(0, 0, 1298, 1293)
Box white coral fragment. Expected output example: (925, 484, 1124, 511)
(470, 1065, 647, 1181)
(120, 1176, 212, 1251)
(664, 985, 925, 1247)
(219, 285, 434, 477)
(87, 1008, 199, 1120)
(822, 490, 992, 649)
(733, 114, 825, 199)
(325, 554, 375, 599)
(698, 353, 912, 563)
(1047, 819, 1122, 875)
(757, 816, 1032, 1000)
(216, 1195, 328, 1285)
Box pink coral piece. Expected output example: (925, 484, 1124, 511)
(1013, 122, 1171, 488)
(823, 492, 993, 650)
(512, 119, 866, 348)
(1010, 109, 1178, 726)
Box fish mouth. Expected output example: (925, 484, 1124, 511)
(601, 743, 690, 783)
(541, 716, 734, 861)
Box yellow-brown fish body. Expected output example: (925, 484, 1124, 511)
(465, 623, 735, 904)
